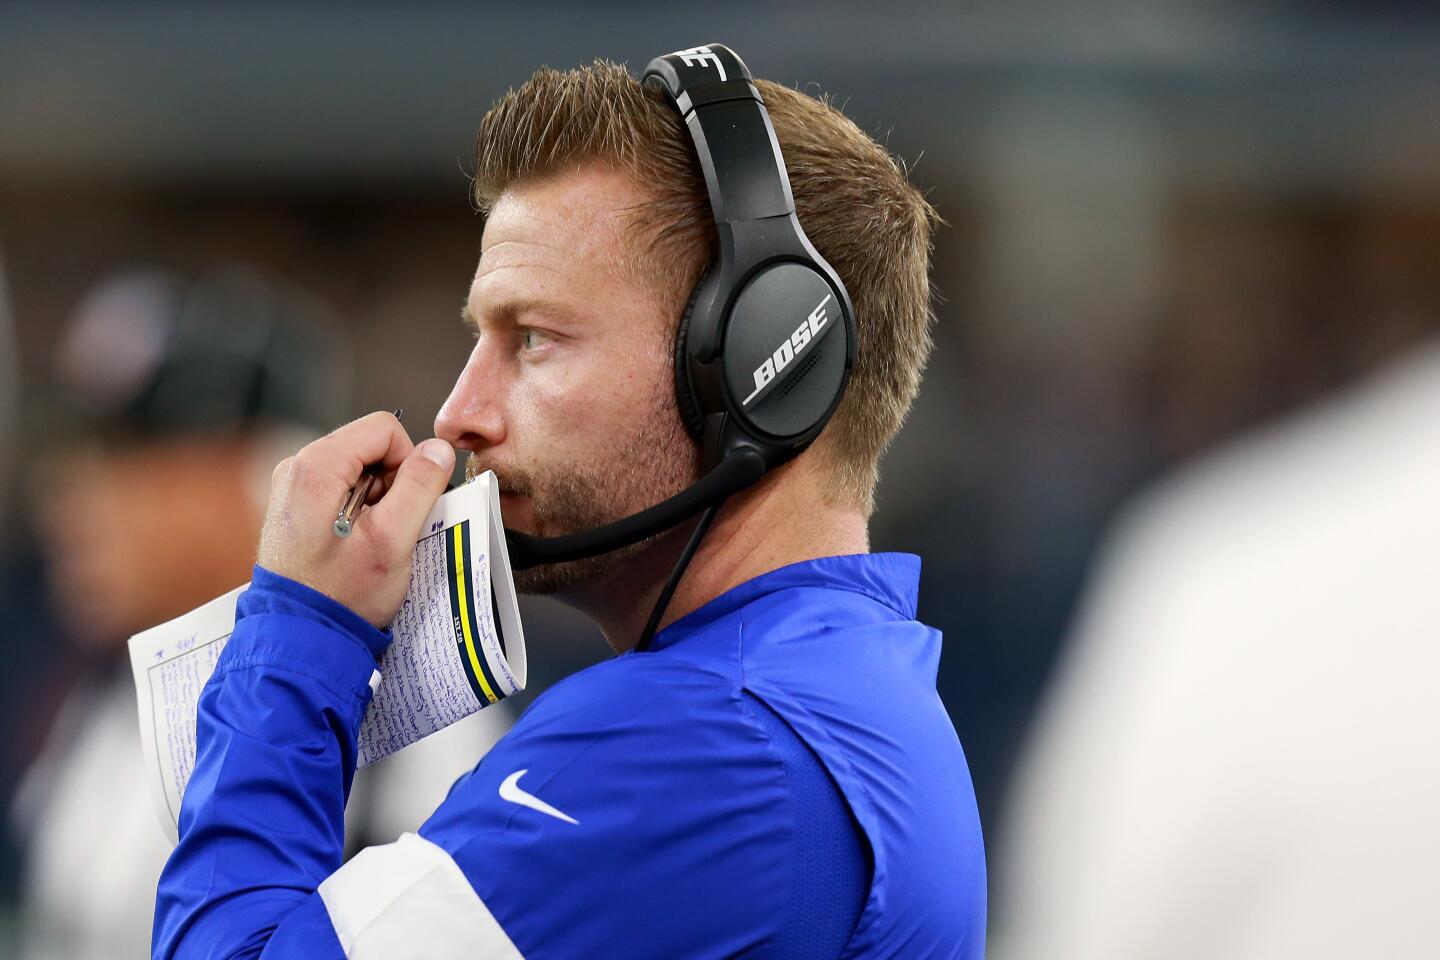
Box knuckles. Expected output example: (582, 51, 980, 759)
(270, 456, 295, 489)
(286, 449, 348, 503)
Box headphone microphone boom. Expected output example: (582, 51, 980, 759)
(504, 446, 766, 570)
(504, 43, 856, 587)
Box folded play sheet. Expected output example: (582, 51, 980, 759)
(128, 471, 526, 841)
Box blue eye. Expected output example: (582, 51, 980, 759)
(521, 329, 543, 350)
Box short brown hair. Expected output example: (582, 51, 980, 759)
(474, 60, 939, 515)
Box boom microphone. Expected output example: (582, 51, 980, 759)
(503, 447, 766, 570)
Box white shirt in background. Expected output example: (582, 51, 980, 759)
(995, 343, 1440, 960)
(14, 670, 510, 960)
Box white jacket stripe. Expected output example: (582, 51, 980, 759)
(318, 832, 523, 958)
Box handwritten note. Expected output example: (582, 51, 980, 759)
(128, 471, 526, 841)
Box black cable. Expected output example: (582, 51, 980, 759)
(635, 502, 722, 653)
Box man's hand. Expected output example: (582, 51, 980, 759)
(258, 411, 455, 627)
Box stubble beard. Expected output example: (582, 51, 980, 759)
(465, 397, 699, 596)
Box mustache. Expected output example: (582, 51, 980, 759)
(464, 452, 536, 497)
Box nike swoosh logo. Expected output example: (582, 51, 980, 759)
(498, 770, 579, 825)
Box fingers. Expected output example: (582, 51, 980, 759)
(281, 411, 414, 513)
(360, 467, 401, 506)
(366, 439, 455, 547)
(312, 410, 415, 488)
(256, 412, 453, 628)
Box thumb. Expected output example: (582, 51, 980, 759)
(369, 438, 455, 546)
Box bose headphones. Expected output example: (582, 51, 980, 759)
(646, 43, 856, 476)
(504, 43, 856, 644)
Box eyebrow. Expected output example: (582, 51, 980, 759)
(460, 297, 581, 332)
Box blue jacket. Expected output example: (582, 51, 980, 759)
(154, 553, 986, 958)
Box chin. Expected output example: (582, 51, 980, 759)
(509, 525, 669, 602)
(511, 564, 579, 596)
(497, 493, 534, 531)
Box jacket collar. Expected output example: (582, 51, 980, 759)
(647, 552, 921, 653)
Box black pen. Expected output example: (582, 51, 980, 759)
(333, 409, 404, 538)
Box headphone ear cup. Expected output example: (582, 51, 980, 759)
(673, 263, 715, 440)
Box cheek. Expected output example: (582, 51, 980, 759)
(111, 468, 220, 565)
(47, 485, 149, 599)
(524, 346, 674, 452)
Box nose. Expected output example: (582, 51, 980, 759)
(436, 340, 507, 452)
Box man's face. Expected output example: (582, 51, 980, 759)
(435, 163, 700, 594)
(32, 436, 263, 644)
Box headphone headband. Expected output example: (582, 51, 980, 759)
(643, 45, 795, 225)
(641, 43, 752, 112)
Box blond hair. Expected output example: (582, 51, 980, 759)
(474, 60, 939, 515)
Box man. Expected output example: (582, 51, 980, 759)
(154, 52, 984, 959)
(14, 265, 340, 960)
(994, 341, 1440, 959)
(13, 266, 508, 960)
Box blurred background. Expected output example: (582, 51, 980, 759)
(2, 2, 1438, 957)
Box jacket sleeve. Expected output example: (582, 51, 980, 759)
(152, 566, 391, 960)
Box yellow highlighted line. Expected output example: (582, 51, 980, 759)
(454, 524, 498, 704)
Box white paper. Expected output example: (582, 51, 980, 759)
(128, 470, 526, 841)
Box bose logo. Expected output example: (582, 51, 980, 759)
(672, 45, 728, 82)
(742, 294, 833, 407)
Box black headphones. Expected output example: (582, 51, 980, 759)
(505, 42, 855, 577)
(646, 43, 856, 475)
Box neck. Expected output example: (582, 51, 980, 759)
(562, 454, 869, 652)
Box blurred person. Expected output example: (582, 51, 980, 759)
(994, 340, 1440, 959)
(12, 265, 511, 960)
(152, 47, 985, 959)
